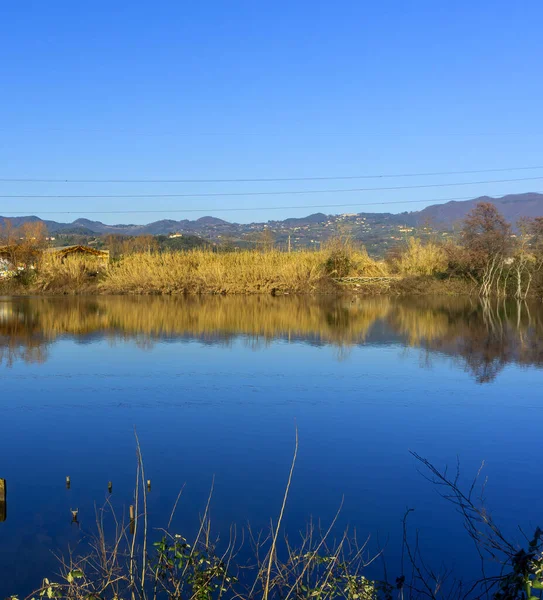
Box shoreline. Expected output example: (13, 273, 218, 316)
(1, 245, 538, 299)
(0, 276, 477, 297)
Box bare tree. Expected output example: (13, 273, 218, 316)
(462, 203, 513, 297)
(462, 203, 512, 257)
(0, 219, 19, 264)
(103, 234, 129, 259)
(0, 219, 47, 266)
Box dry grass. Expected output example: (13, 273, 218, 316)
(393, 238, 448, 277)
(18, 436, 378, 600)
(101, 248, 388, 295)
(33, 254, 107, 292)
(322, 237, 388, 278)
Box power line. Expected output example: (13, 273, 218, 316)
(0, 125, 543, 138)
(2, 165, 543, 183)
(2, 126, 543, 138)
(0, 191, 540, 215)
(0, 175, 542, 199)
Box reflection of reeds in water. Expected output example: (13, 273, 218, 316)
(388, 306, 451, 346)
(0, 296, 393, 368)
(1, 296, 543, 383)
(3, 296, 391, 346)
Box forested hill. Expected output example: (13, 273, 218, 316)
(2, 193, 543, 253)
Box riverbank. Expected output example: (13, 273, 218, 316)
(0, 248, 479, 297)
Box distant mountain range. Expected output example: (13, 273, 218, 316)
(411, 192, 543, 226)
(2, 193, 543, 245)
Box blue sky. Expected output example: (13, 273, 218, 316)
(1, 1, 543, 224)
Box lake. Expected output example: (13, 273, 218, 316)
(0, 294, 542, 597)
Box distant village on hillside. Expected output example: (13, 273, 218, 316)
(1, 192, 542, 256)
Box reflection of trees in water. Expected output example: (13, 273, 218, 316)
(0, 342, 48, 367)
(451, 299, 543, 383)
(388, 297, 543, 383)
(0, 296, 542, 382)
(0, 299, 49, 366)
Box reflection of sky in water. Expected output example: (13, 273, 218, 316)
(0, 296, 543, 596)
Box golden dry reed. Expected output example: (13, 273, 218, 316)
(393, 237, 448, 277)
(101, 248, 388, 295)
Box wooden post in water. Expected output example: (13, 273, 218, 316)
(0, 479, 6, 522)
(108, 481, 113, 494)
(147, 480, 151, 492)
(129, 505, 135, 535)
(66, 476, 71, 489)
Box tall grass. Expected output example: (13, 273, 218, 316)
(11, 438, 537, 599)
(392, 238, 448, 277)
(34, 254, 107, 292)
(101, 248, 388, 295)
(17, 436, 378, 600)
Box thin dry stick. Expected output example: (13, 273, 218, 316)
(100, 497, 126, 592)
(263, 427, 299, 600)
(167, 484, 186, 529)
(216, 524, 239, 600)
(130, 433, 141, 600)
(317, 534, 348, 597)
(188, 526, 239, 600)
(135, 432, 149, 599)
(175, 475, 216, 597)
(282, 497, 344, 600)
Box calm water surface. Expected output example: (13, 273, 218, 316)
(0, 295, 542, 595)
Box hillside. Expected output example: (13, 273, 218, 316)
(409, 192, 543, 227)
(2, 192, 543, 255)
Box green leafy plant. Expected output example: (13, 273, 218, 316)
(152, 534, 236, 600)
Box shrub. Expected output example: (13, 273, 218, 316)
(442, 241, 485, 279)
(323, 236, 356, 277)
(323, 237, 388, 278)
(393, 238, 447, 276)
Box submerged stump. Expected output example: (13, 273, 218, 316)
(0, 479, 6, 522)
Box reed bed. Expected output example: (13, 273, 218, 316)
(33, 254, 106, 293)
(101, 248, 388, 295)
(392, 237, 448, 277)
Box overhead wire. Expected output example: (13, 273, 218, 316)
(0, 191, 540, 215)
(1, 165, 543, 183)
(2, 126, 543, 138)
(0, 175, 543, 200)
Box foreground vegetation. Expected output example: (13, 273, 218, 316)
(2, 202, 543, 298)
(9, 440, 543, 600)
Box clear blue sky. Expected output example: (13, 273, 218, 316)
(1, 1, 543, 224)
